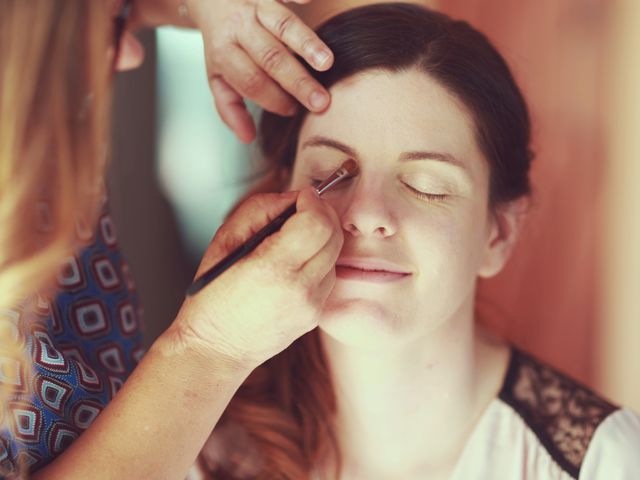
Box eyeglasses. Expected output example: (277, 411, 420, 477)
(112, 0, 134, 70)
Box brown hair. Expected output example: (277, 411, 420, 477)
(207, 3, 533, 479)
(0, 0, 111, 459)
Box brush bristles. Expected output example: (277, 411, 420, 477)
(342, 158, 359, 178)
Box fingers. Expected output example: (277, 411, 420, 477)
(300, 212, 342, 272)
(236, 25, 328, 114)
(299, 223, 342, 292)
(210, 76, 256, 144)
(201, 0, 333, 137)
(256, 187, 340, 271)
(310, 267, 336, 308)
(202, 188, 341, 287)
(296, 186, 343, 279)
(199, 192, 298, 270)
(210, 42, 297, 117)
(253, 2, 332, 110)
(256, 1, 333, 72)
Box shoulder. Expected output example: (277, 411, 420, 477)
(498, 348, 619, 479)
(579, 408, 640, 479)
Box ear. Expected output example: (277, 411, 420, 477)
(477, 197, 529, 278)
(114, 32, 145, 72)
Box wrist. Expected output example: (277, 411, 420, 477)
(155, 318, 255, 380)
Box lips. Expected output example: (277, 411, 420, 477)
(335, 258, 412, 283)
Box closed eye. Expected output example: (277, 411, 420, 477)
(402, 183, 449, 202)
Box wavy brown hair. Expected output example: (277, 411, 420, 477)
(203, 3, 533, 479)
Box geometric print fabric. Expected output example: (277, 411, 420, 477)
(0, 205, 145, 475)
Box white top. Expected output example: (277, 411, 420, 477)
(451, 401, 640, 479)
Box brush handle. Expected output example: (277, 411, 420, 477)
(186, 202, 297, 296)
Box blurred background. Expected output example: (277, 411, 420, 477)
(108, 0, 640, 411)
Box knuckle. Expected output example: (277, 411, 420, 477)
(250, 192, 281, 211)
(238, 195, 268, 220)
(246, 192, 266, 207)
(291, 74, 314, 96)
(274, 12, 296, 39)
(212, 223, 230, 242)
(258, 46, 286, 73)
(240, 69, 267, 97)
(233, 194, 257, 214)
(212, 228, 235, 254)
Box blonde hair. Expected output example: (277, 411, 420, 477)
(0, 0, 111, 429)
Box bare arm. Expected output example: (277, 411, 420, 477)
(32, 329, 250, 480)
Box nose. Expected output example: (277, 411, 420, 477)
(340, 176, 398, 238)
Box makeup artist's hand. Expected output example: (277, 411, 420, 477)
(132, 1, 333, 143)
(173, 187, 342, 370)
(185, 0, 334, 143)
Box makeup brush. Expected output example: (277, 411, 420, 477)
(186, 158, 359, 296)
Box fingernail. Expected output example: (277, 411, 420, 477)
(309, 90, 329, 110)
(313, 50, 330, 68)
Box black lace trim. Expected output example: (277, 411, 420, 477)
(499, 349, 618, 479)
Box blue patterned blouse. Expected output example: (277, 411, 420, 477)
(0, 205, 144, 475)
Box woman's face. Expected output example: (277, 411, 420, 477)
(289, 69, 511, 348)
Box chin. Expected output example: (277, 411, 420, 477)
(317, 298, 407, 349)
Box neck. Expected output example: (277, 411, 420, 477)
(318, 297, 508, 479)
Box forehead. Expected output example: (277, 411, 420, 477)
(297, 69, 484, 171)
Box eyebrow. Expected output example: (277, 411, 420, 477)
(302, 136, 357, 157)
(301, 135, 469, 172)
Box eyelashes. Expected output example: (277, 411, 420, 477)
(402, 183, 449, 202)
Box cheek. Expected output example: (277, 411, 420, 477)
(320, 191, 352, 217)
(405, 205, 490, 283)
